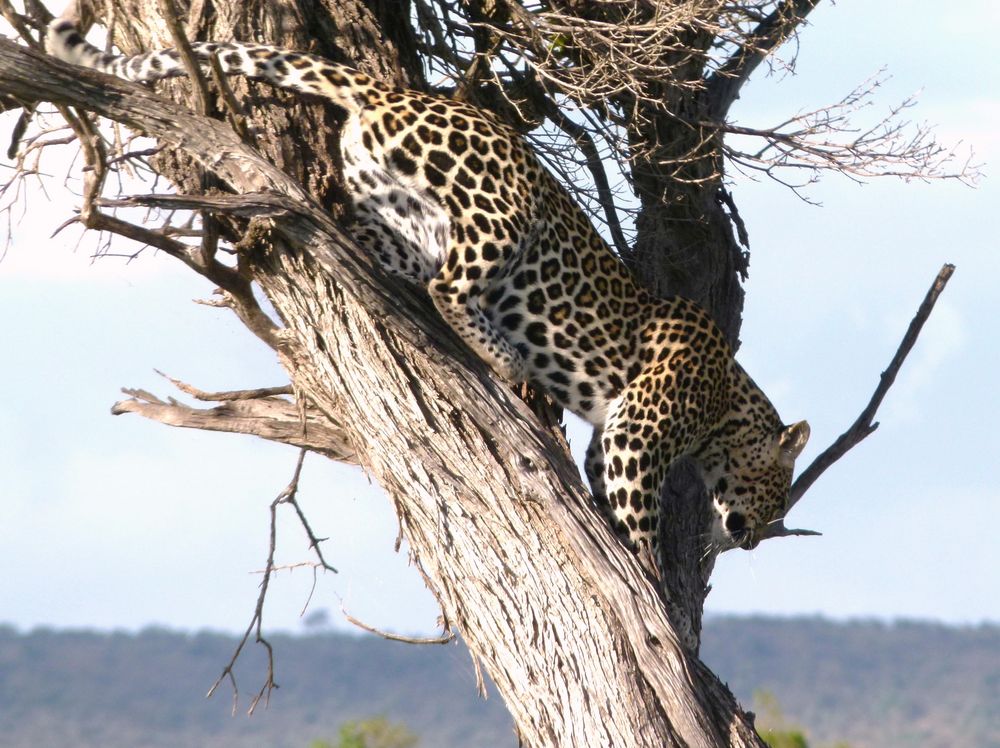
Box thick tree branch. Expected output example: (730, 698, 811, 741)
(707, 0, 822, 119)
(112, 385, 358, 464)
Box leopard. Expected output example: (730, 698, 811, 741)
(46, 19, 811, 567)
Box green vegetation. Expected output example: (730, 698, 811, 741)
(310, 716, 418, 748)
(0, 617, 995, 747)
(753, 690, 850, 748)
(759, 730, 809, 748)
(755, 690, 810, 748)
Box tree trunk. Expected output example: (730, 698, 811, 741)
(0, 0, 771, 744)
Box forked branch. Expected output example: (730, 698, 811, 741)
(112, 378, 359, 464)
(206, 450, 308, 715)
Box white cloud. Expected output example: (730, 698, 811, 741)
(883, 299, 967, 423)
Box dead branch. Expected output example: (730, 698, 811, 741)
(340, 605, 456, 645)
(719, 79, 982, 186)
(759, 263, 956, 542)
(207, 451, 309, 714)
(155, 373, 293, 401)
(790, 263, 956, 506)
(281, 451, 341, 575)
(112, 384, 358, 464)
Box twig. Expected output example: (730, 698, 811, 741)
(340, 604, 455, 644)
(207, 450, 309, 714)
(768, 263, 957, 538)
(282, 451, 340, 575)
(707, 0, 821, 119)
(155, 370, 293, 401)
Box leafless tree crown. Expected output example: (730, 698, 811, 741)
(414, 0, 978, 242)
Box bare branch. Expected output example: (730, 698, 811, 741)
(208, 452, 308, 714)
(718, 77, 982, 185)
(155, 372, 293, 401)
(707, 0, 821, 118)
(762, 263, 957, 540)
(340, 605, 456, 645)
(282, 451, 341, 575)
(112, 382, 358, 464)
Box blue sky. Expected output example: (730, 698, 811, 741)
(1, 0, 997, 637)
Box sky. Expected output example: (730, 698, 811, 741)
(1, 0, 998, 639)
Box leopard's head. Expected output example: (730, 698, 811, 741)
(702, 420, 811, 549)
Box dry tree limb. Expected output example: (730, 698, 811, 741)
(790, 262, 956, 506)
(340, 605, 456, 645)
(112, 384, 359, 464)
(761, 263, 956, 541)
(156, 373, 293, 401)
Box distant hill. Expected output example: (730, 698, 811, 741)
(0, 617, 996, 747)
(701, 616, 999, 748)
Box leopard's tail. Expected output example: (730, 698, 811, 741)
(45, 19, 380, 112)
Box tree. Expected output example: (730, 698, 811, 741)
(0, 0, 967, 746)
(311, 716, 419, 748)
(752, 690, 849, 748)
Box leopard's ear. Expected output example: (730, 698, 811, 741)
(776, 421, 810, 468)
